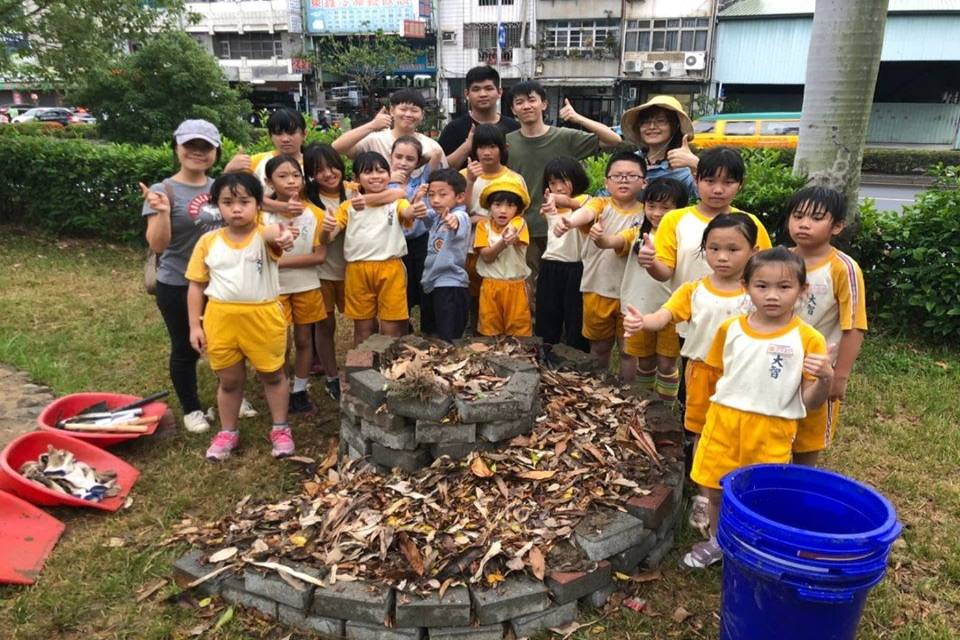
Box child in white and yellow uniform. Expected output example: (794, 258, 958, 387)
(185, 172, 299, 461)
(474, 174, 533, 337)
(681, 247, 833, 569)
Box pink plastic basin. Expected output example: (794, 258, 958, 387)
(38, 392, 167, 448)
(0, 431, 139, 511)
(0, 490, 66, 585)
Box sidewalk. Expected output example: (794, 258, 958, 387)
(860, 173, 934, 187)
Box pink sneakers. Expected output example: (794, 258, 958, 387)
(270, 426, 295, 458)
(206, 430, 239, 461)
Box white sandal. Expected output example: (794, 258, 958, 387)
(681, 539, 722, 569)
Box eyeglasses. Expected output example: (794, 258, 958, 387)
(607, 174, 644, 183)
(640, 116, 671, 128)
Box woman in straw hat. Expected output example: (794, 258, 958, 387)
(620, 96, 699, 201)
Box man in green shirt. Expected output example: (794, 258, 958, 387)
(506, 81, 622, 293)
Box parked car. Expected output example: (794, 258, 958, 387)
(70, 109, 97, 125)
(692, 112, 800, 149)
(0, 103, 39, 124)
(12, 107, 74, 126)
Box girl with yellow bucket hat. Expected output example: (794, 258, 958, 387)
(620, 96, 700, 201)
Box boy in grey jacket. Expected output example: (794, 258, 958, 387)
(421, 169, 471, 341)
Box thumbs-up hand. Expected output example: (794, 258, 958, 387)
(666, 134, 698, 170)
(622, 304, 645, 338)
(371, 106, 393, 131)
(636, 232, 656, 268)
(283, 194, 305, 216)
(553, 215, 572, 237)
(465, 156, 483, 182)
(350, 193, 367, 211)
(276, 222, 298, 251)
(588, 221, 605, 244)
(441, 211, 460, 231)
(803, 344, 836, 381)
(559, 98, 579, 123)
(502, 224, 518, 246)
(410, 185, 428, 218)
(322, 209, 338, 234)
(139, 182, 170, 217)
(540, 190, 557, 216)
(223, 146, 252, 173)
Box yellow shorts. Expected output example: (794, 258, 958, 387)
(203, 300, 286, 373)
(684, 359, 720, 434)
(793, 398, 841, 453)
(280, 289, 327, 325)
(623, 324, 681, 359)
(344, 258, 408, 321)
(320, 279, 346, 314)
(478, 278, 532, 337)
(691, 403, 797, 490)
(582, 293, 621, 342)
(466, 253, 482, 298)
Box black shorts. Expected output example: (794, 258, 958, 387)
(421, 286, 469, 342)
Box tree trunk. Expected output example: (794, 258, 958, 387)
(793, 0, 889, 214)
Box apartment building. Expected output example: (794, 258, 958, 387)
(184, 1, 311, 112)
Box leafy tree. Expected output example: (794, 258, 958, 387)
(793, 0, 890, 213)
(310, 31, 416, 110)
(0, 0, 188, 81)
(70, 32, 251, 145)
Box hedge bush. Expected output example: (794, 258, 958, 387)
(0, 123, 99, 139)
(708, 146, 960, 176)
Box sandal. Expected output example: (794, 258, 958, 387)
(681, 539, 722, 569)
(688, 495, 710, 530)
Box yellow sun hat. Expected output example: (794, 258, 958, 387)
(620, 95, 694, 146)
(479, 173, 531, 211)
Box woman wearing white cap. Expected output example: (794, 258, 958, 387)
(620, 96, 700, 201)
(141, 119, 232, 434)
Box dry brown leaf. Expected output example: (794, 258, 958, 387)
(671, 606, 692, 623)
(516, 470, 557, 481)
(470, 456, 494, 478)
(398, 532, 425, 576)
(528, 546, 546, 581)
(208, 547, 238, 563)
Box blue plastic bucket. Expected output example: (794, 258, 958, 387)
(717, 464, 900, 640)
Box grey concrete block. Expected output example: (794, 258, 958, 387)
(345, 620, 424, 640)
(415, 420, 476, 444)
(362, 418, 417, 450)
(346, 444, 368, 461)
(477, 415, 534, 443)
(455, 391, 526, 424)
(545, 343, 601, 373)
(312, 581, 395, 625)
(430, 440, 494, 460)
(244, 564, 320, 610)
(172, 550, 228, 595)
(608, 530, 657, 573)
(428, 623, 504, 640)
(357, 334, 397, 358)
(641, 532, 675, 570)
(371, 442, 432, 473)
(574, 510, 647, 561)
(656, 507, 681, 541)
(546, 561, 612, 605)
(484, 354, 538, 377)
(470, 578, 550, 625)
(387, 390, 454, 422)
(395, 587, 471, 628)
(579, 583, 617, 610)
(510, 601, 578, 638)
(348, 369, 389, 407)
(342, 393, 407, 429)
(341, 418, 372, 456)
(221, 578, 278, 618)
(278, 604, 345, 637)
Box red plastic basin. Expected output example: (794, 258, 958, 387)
(0, 490, 65, 585)
(38, 392, 167, 448)
(0, 432, 139, 511)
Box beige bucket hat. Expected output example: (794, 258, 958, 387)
(620, 95, 694, 145)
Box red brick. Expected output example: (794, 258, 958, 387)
(625, 484, 674, 529)
(345, 349, 376, 372)
(546, 561, 611, 604)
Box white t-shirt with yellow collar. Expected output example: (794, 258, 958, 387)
(335, 198, 413, 262)
(262, 202, 323, 294)
(542, 193, 590, 263)
(662, 276, 752, 361)
(578, 197, 644, 298)
(474, 217, 530, 281)
(185, 226, 281, 303)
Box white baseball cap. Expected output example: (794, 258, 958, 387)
(174, 119, 222, 147)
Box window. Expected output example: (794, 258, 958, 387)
(694, 121, 715, 133)
(761, 121, 800, 135)
(213, 33, 282, 60)
(479, 0, 513, 5)
(541, 19, 619, 52)
(463, 23, 522, 49)
(623, 16, 709, 53)
(724, 121, 756, 136)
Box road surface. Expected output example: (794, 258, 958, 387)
(859, 183, 922, 212)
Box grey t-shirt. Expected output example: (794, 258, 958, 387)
(141, 177, 218, 286)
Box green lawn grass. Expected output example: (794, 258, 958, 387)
(0, 227, 957, 639)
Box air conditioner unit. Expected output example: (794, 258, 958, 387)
(684, 52, 706, 71)
(625, 60, 637, 72)
(442, 31, 456, 44)
(650, 60, 671, 74)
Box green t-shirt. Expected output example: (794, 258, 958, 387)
(506, 126, 599, 237)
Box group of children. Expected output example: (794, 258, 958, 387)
(156, 98, 868, 573)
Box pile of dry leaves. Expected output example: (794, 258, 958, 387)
(171, 358, 665, 595)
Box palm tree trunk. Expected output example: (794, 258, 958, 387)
(793, 0, 890, 213)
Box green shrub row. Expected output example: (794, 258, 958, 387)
(719, 146, 960, 176)
(0, 122, 99, 139)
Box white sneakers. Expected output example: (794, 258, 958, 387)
(239, 398, 258, 418)
(182, 410, 211, 433)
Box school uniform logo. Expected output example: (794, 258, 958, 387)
(767, 344, 794, 379)
(188, 194, 222, 232)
